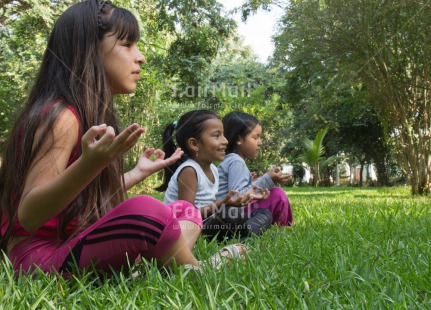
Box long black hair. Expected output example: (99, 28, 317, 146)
(155, 110, 220, 192)
(1, 0, 141, 250)
(223, 111, 262, 154)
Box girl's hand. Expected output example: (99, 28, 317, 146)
(240, 192, 253, 206)
(220, 190, 239, 206)
(251, 172, 258, 181)
(268, 166, 291, 184)
(81, 123, 145, 170)
(251, 171, 264, 182)
(221, 190, 253, 207)
(134, 147, 184, 180)
(248, 185, 270, 200)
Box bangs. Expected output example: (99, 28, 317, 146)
(107, 8, 140, 42)
(246, 121, 261, 135)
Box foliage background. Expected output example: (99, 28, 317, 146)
(1, 0, 430, 195)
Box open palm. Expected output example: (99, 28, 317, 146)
(136, 148, 183, 179)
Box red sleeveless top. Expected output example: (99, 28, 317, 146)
(1, 101, 82, 238)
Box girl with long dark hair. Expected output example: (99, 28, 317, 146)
(0, 0, 239, 275)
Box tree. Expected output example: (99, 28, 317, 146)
(0, 0, 236, 155)
(272, 35, 392, 187)
(203, 35, 292, 173)
(0, 1, 73, 151)
(271, 0, 431, 194)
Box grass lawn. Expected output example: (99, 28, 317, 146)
(1, 186, 430, 308)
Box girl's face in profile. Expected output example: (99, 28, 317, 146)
(100, 33, 145, 95)
(237, 124, 263, 159)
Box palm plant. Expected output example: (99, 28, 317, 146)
(298, 127, 339, 186)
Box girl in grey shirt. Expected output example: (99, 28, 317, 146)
(213, 112, 294, 240)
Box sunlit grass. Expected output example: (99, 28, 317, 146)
(1, 186, 430, 308)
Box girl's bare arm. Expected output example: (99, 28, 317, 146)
(176, 167, 218, 218)
(18, 109, 144, 232)
(177, 167, 250, 219)
(177, 166, 198, 204)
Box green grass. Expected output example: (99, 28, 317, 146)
(1, 186, 430, 308)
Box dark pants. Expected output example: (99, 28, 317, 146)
(203, 207, 272, 241)
(202, 187, 293, 241)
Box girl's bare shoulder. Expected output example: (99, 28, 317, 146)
(51, 107, 80, 143)
(178, 166, 198, 182)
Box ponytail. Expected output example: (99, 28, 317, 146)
(155, 122, 184, 192)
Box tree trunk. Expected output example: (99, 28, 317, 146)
(315, 163, 320, 186)
(400, 140, 431, 195)
(346, 162, 353, 185)
(352, 165, 357, 184)
(374, 156, 390, 186)
(359, 162, 364, 187)
(392, 127, 430, 195)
